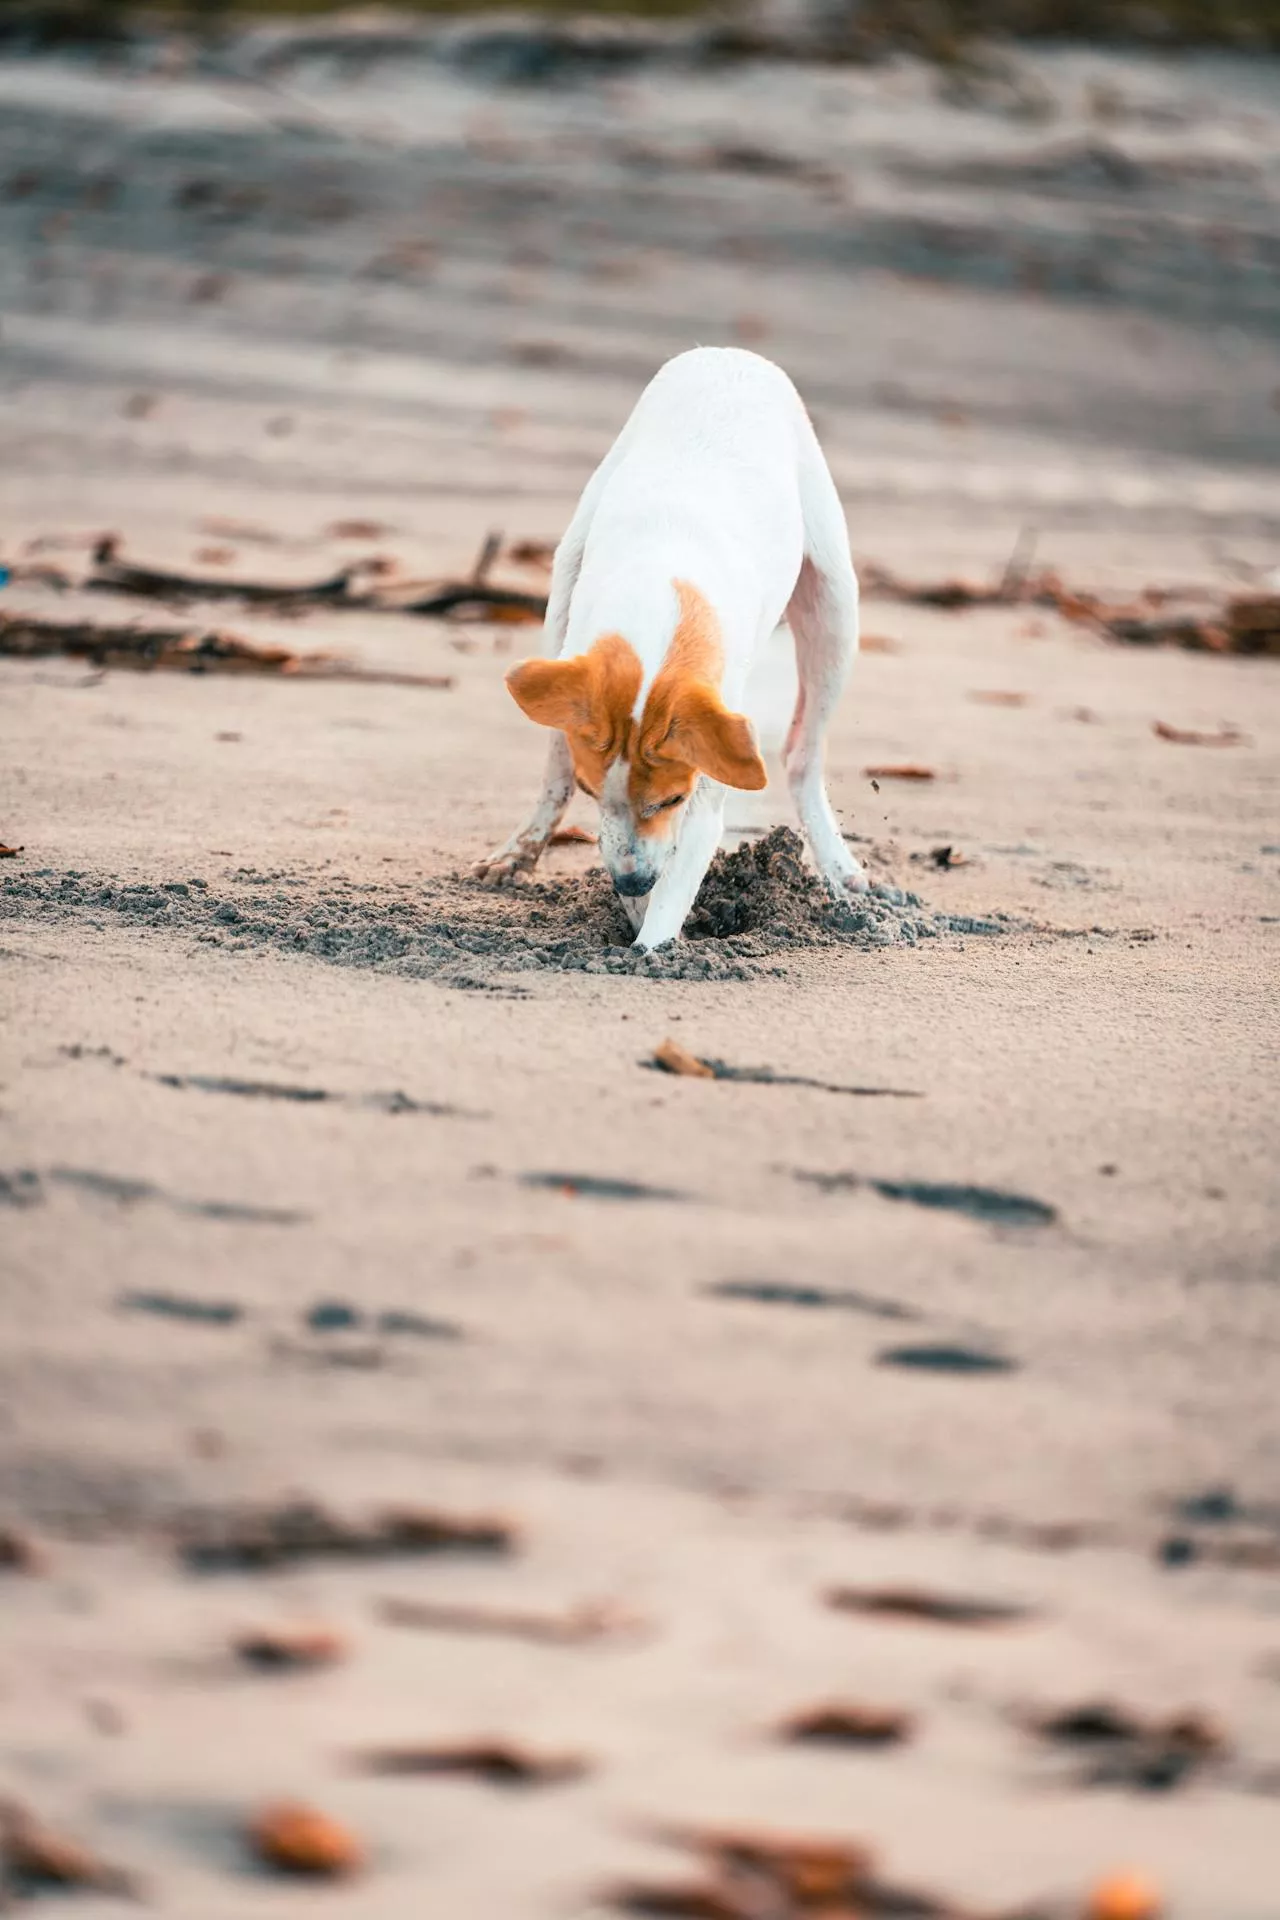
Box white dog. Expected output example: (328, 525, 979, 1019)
(477, 347, 866, 949)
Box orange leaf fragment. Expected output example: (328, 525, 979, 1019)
(863, 764, 936, 781)
(234, 1624, 347, 1670)
(651, 1039, 715, 1079)
(1152, 721, 1246, 747)
(1088, 1870, 1163, 1920)
(249, 1802, 363, 1877)
(781, 1702, 913, 1747)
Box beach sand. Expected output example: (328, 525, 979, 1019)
(1, 27, 1278, 1916)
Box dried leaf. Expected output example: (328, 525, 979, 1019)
(234, 1624, 348, 1670)
(1227, 593, 1280, 654)
(1152, 721, 1247, 747)
(249, 1802, 363, 1877)
(353, 1739, 588, 1785)
(1087, 1872, 1163, 1920)
(632, 1823, 967, 1919)
(863, 764, 937, 781)
(178, 1498, 516, 1571)
(968, 689, 1027, 706)
(1029, 1700, 1227, 1790)
(827, 1585, 1033, 1627)
(781, 1702, 913, 1747)
(327, 519, 396, 539)
(0, 844, 22, 858)
(859, 632, 899, 652)
(524, 1171, 687, 1202)
(0, 1527, 45, 1572)
(549, 825, 598, 845)
(673, 1826, 875, 1902)
(507, 539, 556, 570)
(651, 1038, 716, 1079)
(0, 1803, 141, 1897)
(876, 1342, 1016, 1375)
(612, 1879, 747, 1918)
(378, 1596, 642, 1646)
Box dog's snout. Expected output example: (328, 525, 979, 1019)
(613, 869, 656, 898)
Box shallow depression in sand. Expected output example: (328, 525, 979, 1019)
(1, 829, 1016, 985)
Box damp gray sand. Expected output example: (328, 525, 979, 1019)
(1, 828, 1016, 986)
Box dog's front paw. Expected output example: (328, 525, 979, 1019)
(840, 865, 871, 898)
(474, 845, 538, 888)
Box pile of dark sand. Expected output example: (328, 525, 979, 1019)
(1, 829, 1011, 986)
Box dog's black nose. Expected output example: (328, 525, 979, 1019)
(613, 870, 656, 898)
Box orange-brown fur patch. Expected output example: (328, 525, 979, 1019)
(504, 579, 766, 815)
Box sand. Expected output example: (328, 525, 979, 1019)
(1, 23, 1279, 1920)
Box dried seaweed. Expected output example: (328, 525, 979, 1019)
(1027, 1700, 1228, 1791)
(614, 1823, 967, 1920)
(861, 559, 1280, 656)
(0, 610, 453, 685)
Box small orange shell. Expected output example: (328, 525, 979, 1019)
(1088, 1871, 1162, 1920)
(249, 1802, 363, 1877)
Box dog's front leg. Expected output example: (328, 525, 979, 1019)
(631, 782, 725, 952)
(616, 892, 646, 935)
(474, 731, 575, 888)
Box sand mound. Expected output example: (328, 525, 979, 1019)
(1, 829, 1013, 986)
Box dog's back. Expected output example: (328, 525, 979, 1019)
(565, 348, 813, 688)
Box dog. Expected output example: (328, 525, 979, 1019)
(476, 347, 866, 949)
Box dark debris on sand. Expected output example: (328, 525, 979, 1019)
(0, 830, 1016, 987)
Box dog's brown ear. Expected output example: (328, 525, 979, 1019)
(505, 655, 591, 732)
(507, 634, 643, 743)
(675, 687, 768, 791)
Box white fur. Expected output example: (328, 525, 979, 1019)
(477, 347, 865, 948)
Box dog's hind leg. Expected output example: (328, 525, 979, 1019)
(474, 509, 588, 887)
(784, 440, 867, 897)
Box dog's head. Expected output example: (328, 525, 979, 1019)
(505, 580, 766, 897)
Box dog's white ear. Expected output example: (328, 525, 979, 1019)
(505, 656, 591, 732)
(675, 687, 768, 791)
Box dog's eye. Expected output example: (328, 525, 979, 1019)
(654, 794, 684, 812)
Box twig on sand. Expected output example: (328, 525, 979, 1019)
(997, 523, 1038, 601)
(470, 528, 503, 585)
(85, 534, 365, 610)
(646, 1038, 921, 1098)
(62, 534, 550, 626)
